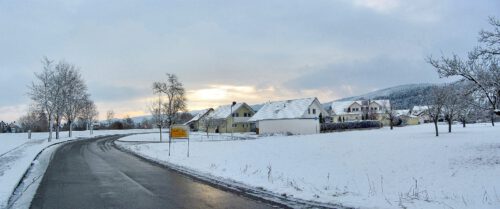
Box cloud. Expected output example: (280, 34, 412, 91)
(352, 0, 400, 13)
(283, 56, 443, 98)
(0, 0, 498, 120)
(0, 105, 28, 122)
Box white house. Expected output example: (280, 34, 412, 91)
(325, 99, 391, 123)
(411, 105, 431, 124)
(248, 97, 328, 135)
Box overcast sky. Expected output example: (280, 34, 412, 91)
(0, 0, 498, 121)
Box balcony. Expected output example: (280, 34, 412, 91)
(232, 117, 251, 123)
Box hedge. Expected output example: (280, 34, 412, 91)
(321, 120, 383, 132)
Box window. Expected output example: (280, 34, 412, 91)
(313, 109, 316, 114)
(232, 124, 237, 127)
(308, 109, 311, 114)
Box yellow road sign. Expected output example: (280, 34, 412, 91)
(170, 125, 189, 139)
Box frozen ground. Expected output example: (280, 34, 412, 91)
(117, 123, 500, 209)
(0, 129, 154, 208)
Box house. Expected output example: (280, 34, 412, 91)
(395, 109, 419, 125)
(203, 103, 255, 133)
(8, 122, 21, 133)
(248, 97, 328, 135)
(410, 106, 431, 124)
(325, 99, 391, 124)
(0, 121, 6, 133)
(183, 108, 213, 131)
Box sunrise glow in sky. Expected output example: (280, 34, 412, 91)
(1, 0, 498, 120)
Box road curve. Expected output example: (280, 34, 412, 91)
(30, 135, 276, 209)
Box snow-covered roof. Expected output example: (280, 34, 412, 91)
(394, 109, 410, 116)
(248, 98, 319, 121)
(371, 100, 391, 109)
(326, 99, 391, 115)
(411, 106, 429, 116)
(209, 103, 252, 119)
(250, 104, 265, 112)
(184, 108, 213, 125)
(327, 101, 357, 115)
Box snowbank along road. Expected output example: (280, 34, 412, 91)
(30, 135, 277, 209)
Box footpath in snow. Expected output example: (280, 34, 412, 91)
(117, 123, 500, 209)
(0, 129, 153, 208)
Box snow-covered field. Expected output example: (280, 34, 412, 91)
(119, 131, 257, 142)
(117, 123, 500, 209)
(0, 129, 154, 208)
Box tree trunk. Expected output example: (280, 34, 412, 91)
(90, 121, 94, 135)
(68, 120, 72, 137)
(448, 119, 452, 133)
(462, 120, 466, 128)
(434, 120, 439, 137)
(491, 114, 495, 127)
(48, 115, 53, 142)
(390, 119, 393, 130)
(56, 124, 60, 139)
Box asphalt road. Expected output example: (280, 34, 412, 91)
(30, 135, 276, 209)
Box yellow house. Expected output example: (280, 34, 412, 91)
(201, 103, 256, 133)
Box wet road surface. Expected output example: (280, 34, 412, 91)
(31, 135, 275, 209)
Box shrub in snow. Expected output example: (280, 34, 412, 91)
(320, 120, 383, 132)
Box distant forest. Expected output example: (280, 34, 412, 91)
(337, 83, 443, 110)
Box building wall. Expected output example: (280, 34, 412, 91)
(404, 117, 420, 125)
(206, 105, 254, 133)
(223, 105, 253, 133)
(304, 101, 326, 118)
(257, 119, 320, 135)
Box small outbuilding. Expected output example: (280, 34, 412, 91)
(248, 97, 327, 135)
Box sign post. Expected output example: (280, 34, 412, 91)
(170, 125, 190, 157)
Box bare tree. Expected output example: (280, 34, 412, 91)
(151, 85, 164, 142)
(19, 106, 48, 134)
(456, 85, 478, 128)
(18, 106, 39, 139)
(442, 85, 461, 133)
(381, 100, 396, 130)
(427, 86, 448, 137)
(106, 110, 115, 128)
(475, 17, 500, 58)
(59, 64, 88, 137)
(200, 115, 223, 137)
(153, 74, 187, 128)
(28, 57, 56, 141)
(80, 98, 98, 135)
(428, 17, 500, 126)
